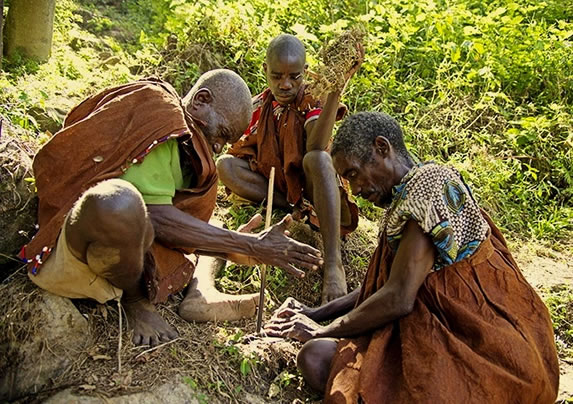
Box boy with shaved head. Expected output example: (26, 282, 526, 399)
(22, 69, 322, 346)
(218, 34, 362, 303)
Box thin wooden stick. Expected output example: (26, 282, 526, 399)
(117, 298, 122, 374)
(256, 167, 275, 333)
(133, 337, 182, 359)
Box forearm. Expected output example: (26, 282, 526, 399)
(148, 205, 256, 256)
(306, 91, 341, 151)
(317, 287, 412, 339)
(310, 287, 360, 322)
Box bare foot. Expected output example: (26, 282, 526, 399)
(123, 298, 178, 346)
(322, 262, 348, 304)
(179, 279, 259, 323)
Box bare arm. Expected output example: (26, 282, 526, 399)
(147, 204, 322, 277)
(305, 91, 342, 152)
(318, 220, 434, 337)
(310, 287, 360, 322)
(305, 44, 364, 152)
(273, 288, 360, 323)
(265, 220, 435, 340)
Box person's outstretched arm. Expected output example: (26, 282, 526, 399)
(147, 205, 322, 278)
(265, 219, 435, 341)
(271, 288, 361, 324)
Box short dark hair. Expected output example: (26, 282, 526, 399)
(331, 112, 411, 163)
(266, 34, 306, 63)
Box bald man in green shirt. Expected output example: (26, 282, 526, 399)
(25, 70, 322, 346)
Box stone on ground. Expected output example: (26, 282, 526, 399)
(45, 380, 202, 404)
(0, 285, 89, 401)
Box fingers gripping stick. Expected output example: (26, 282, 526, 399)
(256, 167, 275, 334)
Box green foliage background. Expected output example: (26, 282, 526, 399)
(1, 0, 572, 243)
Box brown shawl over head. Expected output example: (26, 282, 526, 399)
(325, 213, 559, 403)
(24, 78, 218, 303)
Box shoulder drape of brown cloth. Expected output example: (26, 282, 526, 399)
(325, 212, 559, 404)
(228, 87, 358, 235)
(228, 87, 311, 205)
(25, 78, 218, 304)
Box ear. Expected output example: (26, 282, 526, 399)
(262, 62, 268, 74)
(192, 88, 213, 107)
(374, 136, 391, 157)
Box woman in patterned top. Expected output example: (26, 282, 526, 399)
(264, 111, 559, 403)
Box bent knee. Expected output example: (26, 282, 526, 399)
(216, 154, 237, 182)
(81, 179, 144, 217)
(216, 154, 251, 185)
(303, 150, 333, 172)
(297, 339, 336, 392)
(297, 339, 330, 373)
(70, 179, 149, 240)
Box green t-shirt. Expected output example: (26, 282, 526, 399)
(120, 139, 189, 205)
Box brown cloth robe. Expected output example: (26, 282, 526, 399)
(325, 213, 559, 403)
(228, 87, 358, 235)
(23, 78, 217, 304)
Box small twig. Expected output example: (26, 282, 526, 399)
(0, 252, 24, 263)
(133, 337, 182, 359)
(117, 298, 122, 374)
(256, 167, 275, 333)
(0, 263, 26, 286)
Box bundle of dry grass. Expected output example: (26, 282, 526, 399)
(309, 28, 366, 99)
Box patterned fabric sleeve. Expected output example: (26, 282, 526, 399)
(385, 163, 490, 269)
(243, 92, 265, 136)
(304, 107, 322, 127)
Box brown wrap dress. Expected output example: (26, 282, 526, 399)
(22, 78, 217, 303)
(325, 165, 559, 403)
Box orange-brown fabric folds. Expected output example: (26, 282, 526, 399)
(228, 87, 358, 235)
(26, 78, 218, 303)
(325, 213, 559, 404)
(228, 87, 309, 205)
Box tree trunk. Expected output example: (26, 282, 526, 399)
(4, 0, 55, 62)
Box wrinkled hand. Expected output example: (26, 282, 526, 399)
(255, 214, 322, 278)
(264, 312, 323, 343)
(271, 297, 316, 321)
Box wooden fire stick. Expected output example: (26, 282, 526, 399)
(256, 166, 275, 334)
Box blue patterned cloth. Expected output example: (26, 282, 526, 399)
(382, 163, 489, 270)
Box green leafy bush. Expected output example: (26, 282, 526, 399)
(1, 0, 571, 242)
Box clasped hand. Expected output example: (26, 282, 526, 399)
(263, 297, 322, 343)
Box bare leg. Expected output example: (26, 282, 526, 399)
(303, 150, 347, 303)
(216, 154, 290, 210)
(65, 179, 178, 346)
(297, 338, 339, 392)
(178, 256, 259, 322)
(178, 216, 259, 322)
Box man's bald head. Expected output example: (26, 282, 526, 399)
(266, 34, 306, 64)
(183, 69, 252, 153)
